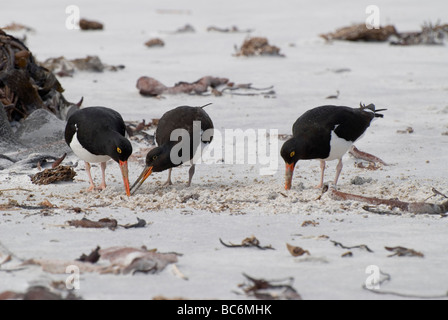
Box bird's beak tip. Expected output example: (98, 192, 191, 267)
(284, 162, 295, 191)
(130, 166, 153, 195)
(119, 160, 131, 196)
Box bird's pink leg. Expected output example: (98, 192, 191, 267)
(98, 162, 107, 191)
(187, 164, 195, 187)
(163, 168, 173, 186)
(334, 158, 343, 185)
(315, 160, 326, 188)
(85, 162, 96, 192)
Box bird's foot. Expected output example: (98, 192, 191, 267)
(86, 184, 107, 192)
(162, 180, 173, 187)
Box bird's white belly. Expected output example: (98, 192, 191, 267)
(322, 130, 353, 161)
(70, 132, 111, 163)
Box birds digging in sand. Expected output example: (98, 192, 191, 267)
(65, 106, 133, 196)
(130, 104, 214, 195)
(280, 103, 386, 190)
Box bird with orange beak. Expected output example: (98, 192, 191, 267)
(130, 105, 213, 195)
(281, 104, 385, 190)
(65, 106, 132, 196)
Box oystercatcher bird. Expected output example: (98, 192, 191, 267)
(65, 106, 133, 196)
(281, 103, 386, 190)
(130, 104, 214, 194)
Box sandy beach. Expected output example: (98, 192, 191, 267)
(1, 0, 447, 300)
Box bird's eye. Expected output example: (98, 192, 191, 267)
(290, 151, 295, 158)
(117, 147, 122, 154)
(152, 155, 158, 160)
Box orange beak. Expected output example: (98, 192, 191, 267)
(130, 166, 153, 195)
(119, 160, 131, 196)
(284, 162, 295, 190)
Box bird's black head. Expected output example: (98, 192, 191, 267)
(129, 144, 176, 195)
(280, 138, 301, 166)
(105, 133, 133, 196)
(145, 145, 175, 172)
(108, 134, 133, 163)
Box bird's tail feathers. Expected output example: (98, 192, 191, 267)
(199, 103, 213, 109)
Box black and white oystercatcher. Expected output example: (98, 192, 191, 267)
(130, 104, 214, 194)
(65, 106, 133, 196)
(281, 103, 386, 190)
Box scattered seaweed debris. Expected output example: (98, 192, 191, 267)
(286, 243, 310, 257)
(328, 186, 448, 215)
(160, 24, 195, 34)
(0, 30, 81, 123)
(1, 22, 34, 33)
(321, 21, 448, 45)
(23, 246, 178, 275)
(362, 269, 448, 299)
(320, 23, 398, 42)
(0, 285, 82, 300)
(236, 273, 302, 300)
(121, 218, 147, 229)
(390, 22, 448, 46)
(219, 236, 274, 250)
(30, 165, 76, 185)
(77, 246, 101, 263)
(66, 217, 147, 231)
(349, 146, 388, 165)
(67, 218, 118, 230)
(124, 119, 156, 145)
(325, 90, 340, 99)
(137, 75, 229, 96)
(301, 220, 319, 227)
(385, 246, 424, 258)
(234, 37, 285, 57)
(79, 18, 103, 30)
(144, 38, 165, 48)
(0, 198, 56, 211)
(207, 25, 253, 33)
(330, 240, 374, 253)
(136, 75, 275, 97)
(396, 126, 414, 134)
(40, 56, 124, 77)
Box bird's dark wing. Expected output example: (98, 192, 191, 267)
(293, 105, 373, 142)
(156, 106, 214, 146)
(65, 107, 126, 155)
(332, 108, 374, 142)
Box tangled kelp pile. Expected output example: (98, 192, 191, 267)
(0, 30, 80, 123)
(30, 165, 76, 185)
(320, 24, 398, 42)
(321, 21, 448, 45)
(0, 30, 81, 167)
(390, 22, 448, 45)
